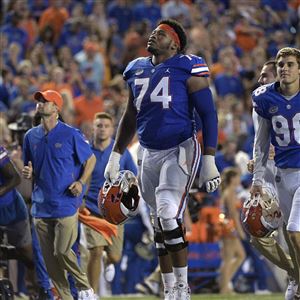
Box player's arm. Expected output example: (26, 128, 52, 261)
(0, 160, 21, 196)
(187, 76, 220, 192)
(105, 89, 137, 182)
(250, 114, 271, 196)
(187, 76, 218, 154)
(113, 89, 137, 154)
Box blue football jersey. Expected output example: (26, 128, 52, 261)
(252, 82, 300, 168)
(123, 54, 209, 150)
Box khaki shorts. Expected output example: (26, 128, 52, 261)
(84, 223, 124, 257)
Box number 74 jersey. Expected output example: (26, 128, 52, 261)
(252, 82, 300, 168)
(123, 54, 209, 150)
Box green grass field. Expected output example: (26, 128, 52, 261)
(102, 293, 283, 300)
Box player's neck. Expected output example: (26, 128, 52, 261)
(152, 52, 176, 65)
(279, 81, 300, 96)
(94, 137, 112, 151)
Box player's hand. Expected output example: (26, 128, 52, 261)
(250, 184, 263, 198)
(247, 159, 254, 174)
(22, 161, 33, 179)
(68, 181, 83, 197)
(104, 151, 121, 183)
(199, 155, 221, 193)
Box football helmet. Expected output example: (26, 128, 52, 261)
(242, 185, 282, 237)
(98, 170, 140, 225)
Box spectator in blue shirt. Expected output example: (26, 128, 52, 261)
(214, 57, 244, 98)
(215, 138, 238, 173)
(133, 0, 161, 29)
(261, 0, 288, 13)
(22, 90, 97, 300)
(1, 12, 28, 58)
(0, 69, 14, 109)
(58, 18, 87, 55)
(107, 0, 133, 35)
(84, 112, 137, 295)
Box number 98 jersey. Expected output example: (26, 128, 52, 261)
(252, 82, 300, 168)
(123, 54, 209, 150)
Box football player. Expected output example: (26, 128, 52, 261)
(104, 19, 220, 299)
(248, 60, 297, 299)
(250, 47, 300, 299)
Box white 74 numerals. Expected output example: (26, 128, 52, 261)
(134, 77, 171, 111)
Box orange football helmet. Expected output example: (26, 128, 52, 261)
(98, 170, 140, 225)
(242, 185, 282, 238)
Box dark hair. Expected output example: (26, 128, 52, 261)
(32, 112, 65, 125)
(158, 19, 187, 53)
(32, 112, 42, 126)
(263, 60, 276, 77)
(1, 69, 9, 78)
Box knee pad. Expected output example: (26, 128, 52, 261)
(154, 230, 168, 256)
(159, 218, 188, 252)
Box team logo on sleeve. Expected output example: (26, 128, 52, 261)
(135, 69, 144, 76)
(55, 143, 62, 148)
(269, 106, 278, 114)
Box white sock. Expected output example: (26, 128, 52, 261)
(161, 272, 175, 291)
(173, 266, 188, 284)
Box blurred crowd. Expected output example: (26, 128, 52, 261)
(0, 0, 300, 297)
(0, 0, 299, 153)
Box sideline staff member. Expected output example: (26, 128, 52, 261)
(23, 90, 97, 300)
